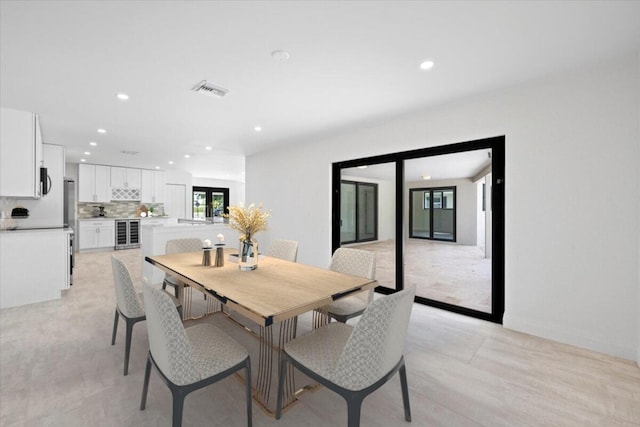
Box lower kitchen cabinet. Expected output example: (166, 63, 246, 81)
(0, 229, 70, 308)
(79, 220, 115, 250)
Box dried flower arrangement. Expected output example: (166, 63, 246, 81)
(224, 203, 270, 241)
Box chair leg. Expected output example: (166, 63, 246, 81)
(399, 363, 412, 422)
(171, 389, 186, 427)
(124, 318, 135, 376)
(140, 356, 152, 410)
(275, 355, 288, 420)
(111, 309, 119, 345)
(346, 394, 364, 427)
(245, 359, 253, 427)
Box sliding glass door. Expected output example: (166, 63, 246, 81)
(410, 187, 456, 241)
(340, 181, 378, 244)
(332, 136, 505, 323)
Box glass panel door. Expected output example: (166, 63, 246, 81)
(340, 182, 356, 243)
(340, 163, 395, 291)
(192, 187, 229, 220)
(405, 150, 491, 313)
(192, 189, 207, 220)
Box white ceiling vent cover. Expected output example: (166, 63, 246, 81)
(192, 80, 229, 97)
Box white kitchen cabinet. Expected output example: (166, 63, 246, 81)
(0, 229, 69, 308)
(79, 220, 114, 250)
(0, 108, 43, 198)
(110, 167, 141, 188)
(78, 164, 111, 202)
(141, 170, 165, 203)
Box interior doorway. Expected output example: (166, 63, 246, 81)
(332, 136, 504, 323)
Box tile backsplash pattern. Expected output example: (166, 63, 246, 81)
(78, 202, 165, 218)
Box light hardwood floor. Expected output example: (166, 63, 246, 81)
(352, 239, 492, 313)
(0, 248, 638, 426)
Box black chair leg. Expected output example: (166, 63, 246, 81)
(111, 309, 119, 345)
(346, 395, 364, 427)
(399, 363, 412, 421)
(124, 318, 134, 376)
(245, 359, 253, 427)
(171, 390, 186, 427)
(140, 356, 152, 410)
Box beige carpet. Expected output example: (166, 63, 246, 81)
(351, 239, 492, 313)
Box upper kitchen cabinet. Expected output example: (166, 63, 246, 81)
(0, 108, 43, 198)
(140, 170, 165, 203)
(78, 164, 111, 202)
(110, 167, 141, 188)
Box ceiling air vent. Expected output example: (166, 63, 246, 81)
(120, 150, 139, 155)
(192, 80, 229, 97)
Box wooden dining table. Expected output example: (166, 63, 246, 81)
(145, 248, 377, 413)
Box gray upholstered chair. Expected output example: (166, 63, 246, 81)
(326, 247, 376, 323)
(267, 239, 299, 262)
(162, 238, 203, 297)
(276, 284, 416, 427)
(110, 255, 181, 376)
(140, 285, 252, 427)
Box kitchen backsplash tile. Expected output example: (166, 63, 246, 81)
(78, 202, 165, 218)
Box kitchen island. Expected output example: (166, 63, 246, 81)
(141, 221, 239, 285)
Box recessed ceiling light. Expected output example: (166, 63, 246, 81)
(168, 161, 174, 165)
(271, 49, 291, 62)
(419, 60, 435, 70)
(116, 93, 129, 100)
(89, 141, 97, 146)
(84, 151, 91, 155)
(422, 175, 432, 180)
(254, 126, 262, 132)
(80, 158, 86, 162)
(184, 154, 190, 158)
(155, 166, 160, 169)
(205, 146, 212, 150)
(97, 128, 106, 134)
(357, 165, 368, 169)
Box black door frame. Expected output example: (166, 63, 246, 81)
(331, 135, 505, 324)
(192, 186, 230, 219)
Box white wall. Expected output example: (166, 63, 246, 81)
(247, 52, 640, 361)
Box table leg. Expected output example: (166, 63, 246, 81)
(254, 317, 298, 412)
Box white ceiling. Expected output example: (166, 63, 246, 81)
(1, 1, 639, 182)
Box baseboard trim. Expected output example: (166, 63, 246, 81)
(503, 311, 636, 362)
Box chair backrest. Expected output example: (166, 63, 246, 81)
(143, 284, 201, 386)
(111, 255, 144, 318)
(329, 247, 376, 303)
(330, 284, 416, 391)
(268, 239, 299, 262)
(165, 238, 203, 255)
